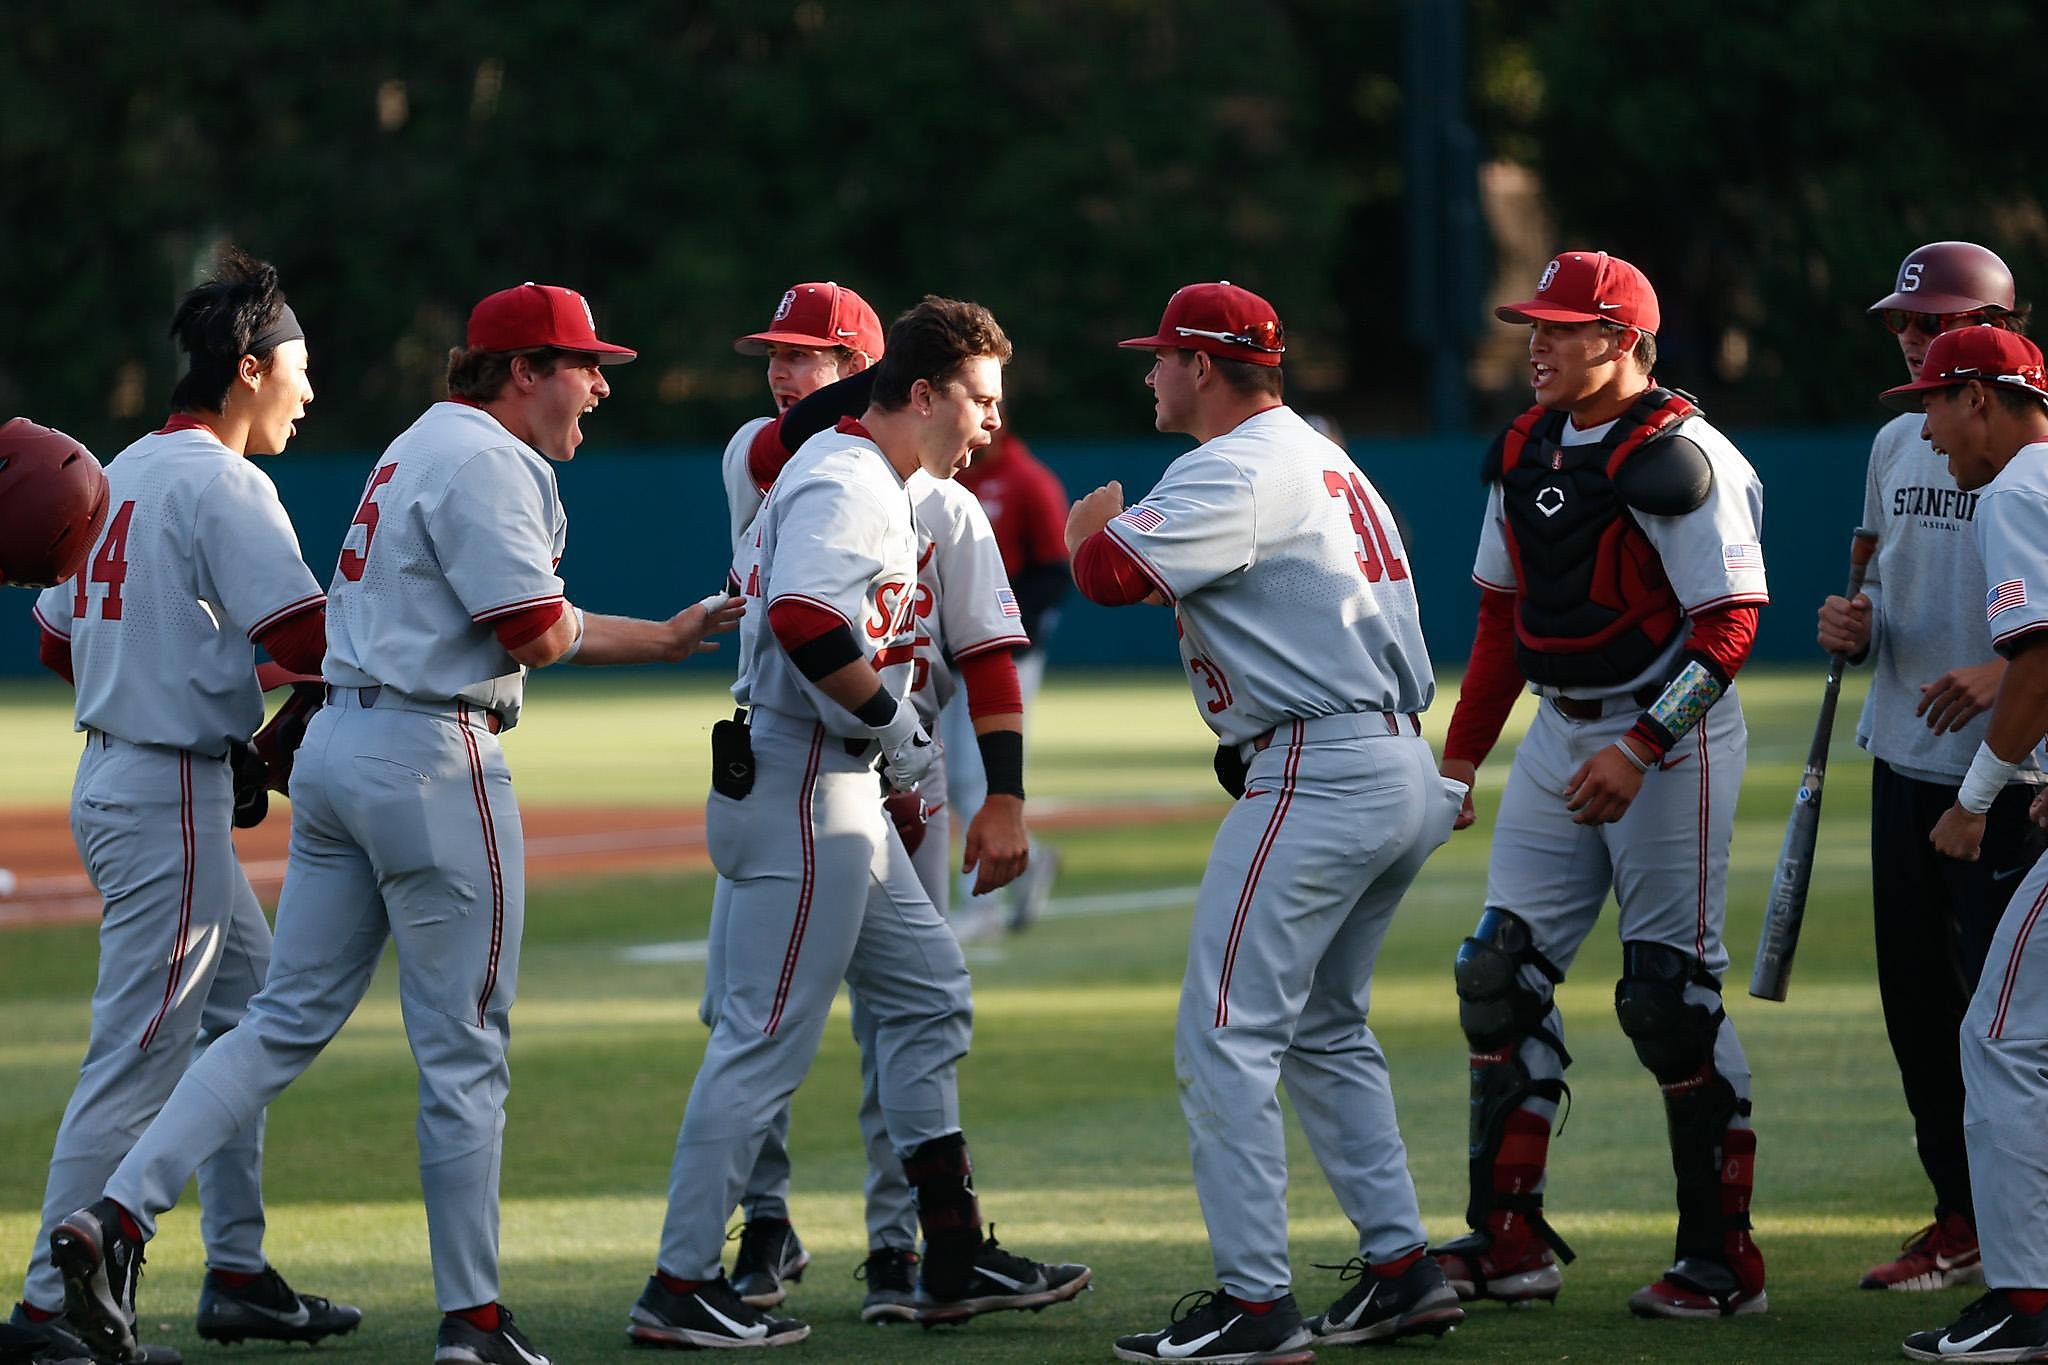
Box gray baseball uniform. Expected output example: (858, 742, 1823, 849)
(22, 420, 323, 1314)
(658, 425, 975, 1281)
(101, 400, 568, 1312)
(1959, 440, 2048, 1289)
(1100, 404, 1460, 1299)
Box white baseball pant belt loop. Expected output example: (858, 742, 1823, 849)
(324, 683, 505, 735)
(1243, 709, 1423, 760)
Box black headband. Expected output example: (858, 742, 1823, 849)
(249, 304, 304, 355)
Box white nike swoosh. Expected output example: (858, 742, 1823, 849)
(1941, 1315, 2011, 1353)
(248, 1300, 312, 1329)
(698, 1297, 767, 1340)
(507, 1337, 549, 1365)
(1596, 301, 1623, 310)
(1159, 1316, 1239, 1358)
(835, 329, 858, 337)
(973, 1265, 1036, 1292)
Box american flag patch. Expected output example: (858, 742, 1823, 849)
(996, 588, 1020, 618)
(1116, 505, 1165, 533)
(1989, 579, 2029, 618)
(1722, 542, 1765, 574)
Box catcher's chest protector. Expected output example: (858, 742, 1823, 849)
(1495, 389, 1695, 689)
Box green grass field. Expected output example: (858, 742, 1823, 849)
(0, 669, 1979, 1362)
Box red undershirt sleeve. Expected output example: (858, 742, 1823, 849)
(1072, 529, 1155, 606)
(255, 602, 328, 676)
(959, 648, 1022, 719)
(38, 626, 73, 686)
(1684, 604, 1759, 679)
(748, 419, 795, 493)
(1442, 587, 1526, 768)
(492, 599, 565, 652)
(767, 597, 846, 652)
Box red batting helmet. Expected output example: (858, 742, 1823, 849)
(0, 418, 109, 589)
(1871, 242, 2017, 314)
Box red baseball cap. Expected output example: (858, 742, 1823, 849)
(467, 283, 637, 362)
(1497, 251, 1660, 334)
(1119, 281, 1287, 367)
(1880, 324, 2048, 411)
(735, 282, 886, 359)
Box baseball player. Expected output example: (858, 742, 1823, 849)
(1885, 325, 2048, 1362)
(50, 282, 741, 1365)
(1432, 252, 1771, 1318)
(942, 425, 1071, 935)
(1070, 282, 1465, 1362)
(700, 283, 883, 1307)
(628, 297, 1086, 1351)
(698, 286, 1033, 1322)
(1817, 243, 2041, 1293)
(16, 253, 358, 1365)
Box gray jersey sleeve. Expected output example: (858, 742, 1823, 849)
(723, 417, 772, 554)
(427, 446, 567, 625)
(1102, 449, 1257, 603)
(1977, 485, 2048, 656)
(1633, 422, 1769, 612)
(33, 579, 74, 639)
(931, 488, 1027, 660)
(1472, 484, 1514, 590)
(193, 462, 324, 639)
(764, 475, 889, 626)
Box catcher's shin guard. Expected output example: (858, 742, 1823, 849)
(1614, 940, 1752, 1262)
(1450, 908, 1575, 1262)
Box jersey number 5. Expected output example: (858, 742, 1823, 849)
(339, 464, 399, 582)
(71, 500, 138, 621)
(1323, 471, 1408, 583)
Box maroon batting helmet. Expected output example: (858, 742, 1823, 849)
(1871, 241, 2017, 315)
(0, 418, 109, 589)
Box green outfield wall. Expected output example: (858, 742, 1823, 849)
(0, 428, 1877, 678)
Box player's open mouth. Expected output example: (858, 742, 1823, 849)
(1532, 363, 1556, 387)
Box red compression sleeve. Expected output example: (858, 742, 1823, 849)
(256, 603, 327, 675)
(767, 598, 845, 652)
(1072, 530, 1155, 606)
(960, 648, 1023, 719)
(748, 419, 795, 493)
(492, 600, 565, 651)
(1684, 604, 1759, 679)
(38, 627, 74, 686)
(1442, 588, 1526, 767)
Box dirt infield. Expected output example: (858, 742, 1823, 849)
(0, 797, 1213, 929)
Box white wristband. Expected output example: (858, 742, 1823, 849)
(1612, 738, 1651, 774)
(1958, 740, 2020, 814)
(557, 606, 587, 663)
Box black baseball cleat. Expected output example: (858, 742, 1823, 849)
(913, 1228, 1091, 1325)
(856, 1248, 920, 1324)
(1903, 1289, 2048, 1362)
(434, 1305, 551, 1364)
(627, 1274, 810, 1349)
(729, 1218, 810, 1308)
(48, 1202, 143, 1362)
(7, 1304, 182, 1365)
(1307, 1254, 1465, 1345)
(196, 1266, 362, 1345)
(1112, 1289, 1315, 1364)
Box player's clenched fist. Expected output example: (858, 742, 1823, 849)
(1931, 802, 1988, 861)
(1065, 481, 1125, 556)
(1563, 741, 1649, 825)
(1816, 592, 1872, 657)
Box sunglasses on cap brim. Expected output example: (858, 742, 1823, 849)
(1173, 321, 1286, 354)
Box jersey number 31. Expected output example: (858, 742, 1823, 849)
(1323, 471, 1408, 583)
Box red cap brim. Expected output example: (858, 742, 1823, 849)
(1878, 376, 1956, 411)
(735, 329, 850, 356)
(578, 340, 638, 364)
(1118, 333, 1175, 351)
(1495, 301, 1604, 325)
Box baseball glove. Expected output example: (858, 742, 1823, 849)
(1213, 742, 1249, 799)
(250, 681, 325, 796)
(883, 788, 931, 856)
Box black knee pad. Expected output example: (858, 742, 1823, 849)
(1455, 908, 1561, 1052)
(1613, 940, 1723, 1086)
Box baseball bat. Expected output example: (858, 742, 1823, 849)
(1749, 527, 1880, 1001)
